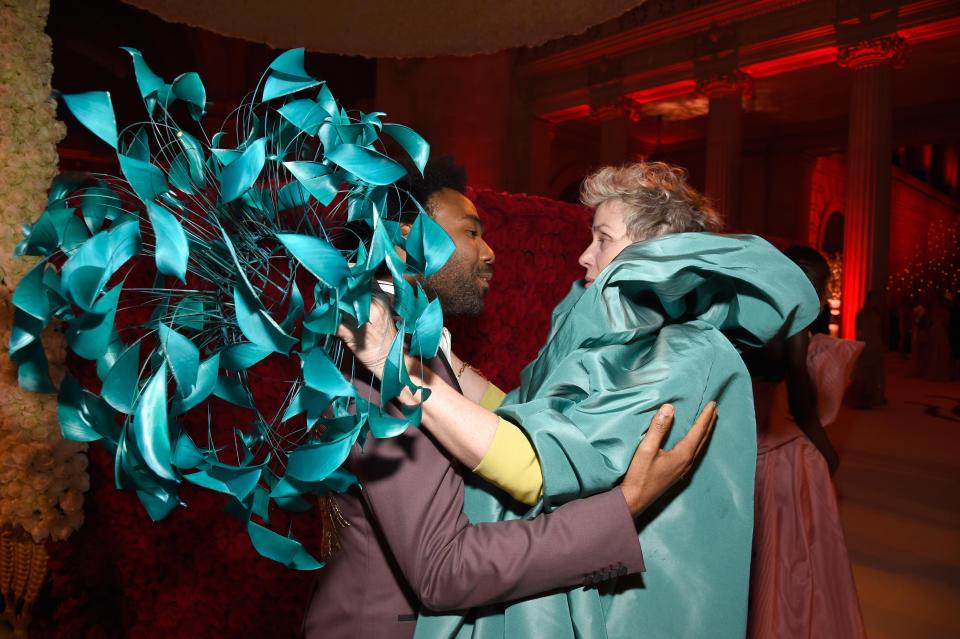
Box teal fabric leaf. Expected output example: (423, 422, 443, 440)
(135, 491, 179, 521)
(409, 297, 443, 358)
(303, 300, 340, 335)
(220, 137, 266, 203)
(218, 227, 297, 354)
(318, 467, 360, 493)
(263, 49, 321, 101)
(176, 130, 207, 186)
(317, 122, 340, 157)
(132, 362, 176, 481)
(282, 162, 339, 206)
(171, 72, 206, 119)
(240, 188, 276, 220)
(277, 181, 313, 211)
(11, 339, 55, 393)
(365, 403, 411, 439)
(326, 144, 406, 186)
(278, 99, 330, 136)
(8, 309, 44, 358)
(316, 84, 337, 120)
(80, 184, 120, 234)
(121, 47, 165, 112)
(220, 342, 272, 372)
(94, 336, 127, 381)
(60, 220, 140, 311)
(276, 233, 349, 288)
(105, 219, 142, 273)
(247, 522, 323, 570)
(185, 464, 262, 501)
(170, 353, 220, 416)
(379, 329, 413, 403)
(233, 285, 298, 354)
(57, 374, 117, 442)
(60, 91, 118, 149)
(301, 348, 356, 398)
(281, 281, 304, 331)
(404, 210, 455, 278)
(210, 147, 241, 166)
(124, 126, 151, 162)
(168, 152, 195, 193)
(17, 208, 62, 257)
(173, 296, 204, 331)
(64, 218, 93, 256)
(146, 202, 189, 281)
(158, 324, 200, 395)
(213, 376, 254, 408)
(118, 154, 169, 203)
(11, 262, 50, 322)
(382, 123, 429, 174)
(66, 283, 122, 361)
(171, 431, 205, 469)
(286, 429, 358, 482)
(280, 385, 329, 423)
(47, 172, 98, 205)
(101, 341, 141, 414)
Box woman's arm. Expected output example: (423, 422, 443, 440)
(446, 350, 491, 404)
(338, 296, 505, 468)
(785, 330, 840, 474)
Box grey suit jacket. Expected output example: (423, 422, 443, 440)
(302, 356, 644, 639)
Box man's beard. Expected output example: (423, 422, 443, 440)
(423, 251, 490, 317)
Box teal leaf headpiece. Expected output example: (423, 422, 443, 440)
(9, 48, 450, 569)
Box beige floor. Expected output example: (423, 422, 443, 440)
(831, 354, 960, 639)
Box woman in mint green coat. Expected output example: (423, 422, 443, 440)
(349, 162, 820, 639)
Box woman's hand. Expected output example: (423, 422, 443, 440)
(336, 290, 397, 379)
(620, 402, 717, 517)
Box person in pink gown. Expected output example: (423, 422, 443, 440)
(743, 246, 866, 639)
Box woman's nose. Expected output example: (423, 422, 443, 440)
(578, 245, 593, 269)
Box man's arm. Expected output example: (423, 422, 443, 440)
(350, 403, 715, 611)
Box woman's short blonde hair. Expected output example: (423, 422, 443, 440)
(580, 162, 722, 241)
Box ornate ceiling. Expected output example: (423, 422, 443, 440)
(121, 0, 646, 58)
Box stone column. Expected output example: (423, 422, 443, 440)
(837, 35, 906, 338)
(598, 115, 630, 167)
(698, 71, 752, 228)
(528, 118, 557, 196)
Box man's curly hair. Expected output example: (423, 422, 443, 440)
(581, 162, 722, 241)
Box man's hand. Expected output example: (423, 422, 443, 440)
(336, 293, 397, 378)
(620, 402, 717, 517)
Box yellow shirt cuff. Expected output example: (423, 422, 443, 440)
(472, 418, 543, 506)
(478, 383, 506, 411)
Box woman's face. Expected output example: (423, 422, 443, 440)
(578, 199, 633, 289)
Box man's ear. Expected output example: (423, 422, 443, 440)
(393, 222, 413, 262)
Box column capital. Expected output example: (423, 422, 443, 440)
(696, 70, 754, 99)
(590, 96, 643, 123)
(837, 35, 907, 70)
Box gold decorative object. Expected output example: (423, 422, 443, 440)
(0, 526, 49, 638)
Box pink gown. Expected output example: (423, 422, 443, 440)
(748, 380, 866, 638)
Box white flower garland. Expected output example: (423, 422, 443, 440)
(0, 0, 88, 543)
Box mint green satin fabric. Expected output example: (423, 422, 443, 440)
(415, 233, 820, 638)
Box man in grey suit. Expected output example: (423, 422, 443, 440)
(302, 158, 713, 638)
